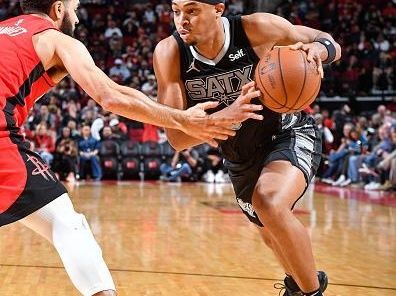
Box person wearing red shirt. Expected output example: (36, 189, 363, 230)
(33, 123, 55, 164)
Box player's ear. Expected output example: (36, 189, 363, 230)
(51, 1, 65, 20)
(214, 3, 225, 18)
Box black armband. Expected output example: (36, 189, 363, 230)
(314, 38, 337, 64)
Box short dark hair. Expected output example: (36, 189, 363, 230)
(20, 0, 68, 15)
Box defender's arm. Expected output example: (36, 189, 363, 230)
(154, 36, 207, 151)
(34, 29, 233, 145)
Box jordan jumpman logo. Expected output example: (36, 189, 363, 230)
(187, 58, 200, 73)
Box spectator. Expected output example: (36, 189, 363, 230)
(53, 137, 78, 183)
(322, 123, 354, 184)
(33, 123, 55, 165)
(373, 33, 390, 52)
(141, 74, 157, 97)
(56, 126, 77, 146)
(315, 113, 334, 150)
(364, 124, 396, 190)
(67, 119, 81, 139)
(331, 127, 368, 186)
(61, 100, 79, 127)
(101, 126, 119, 142)
(376, 105, 395, 126)
(315, 113, 334, 177)
(143, 4, 156, 24)
(348, 124, 393, 186)
(91, 115, 105, 141)
(104, 19, 123, 39)
(332, 104, 354, 146)
(32, 104, 56, 130)
(78, 125, 102, 181)
(202, 148, 228, 183)
(81, 99, 99, 120)
(109, 58, 131, 82)
(109, 117, 128, 141)
(160, 148, 203, 182)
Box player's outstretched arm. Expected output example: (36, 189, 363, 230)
(44, 30, 237, 146)
(154, 37, 263, 151)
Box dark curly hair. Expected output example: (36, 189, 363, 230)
(20, 0, 69, 15)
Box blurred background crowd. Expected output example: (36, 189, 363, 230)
(0, 0, 395, 190)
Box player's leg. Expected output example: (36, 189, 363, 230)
(252, 160, 319, 294)
(258, 227, 293, 275)
(19, 193, 116, 296)
(228, 161, 294, 277)
(260, 222, 324, 296)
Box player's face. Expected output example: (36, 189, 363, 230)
(60, 0, 80, 37)
(172, 1, 223, 46)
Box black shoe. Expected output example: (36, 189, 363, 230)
(274, 271, 328, 296)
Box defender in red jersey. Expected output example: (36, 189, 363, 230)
(0, 0, 264, 295)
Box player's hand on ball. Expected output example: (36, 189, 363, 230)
(182, 101, 237, 147)
(210, 81, 264, 128)
(289, 42, 324, 78)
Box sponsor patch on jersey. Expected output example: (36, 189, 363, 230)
(229, 49, 246, 62)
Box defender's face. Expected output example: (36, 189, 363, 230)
(172, 0, 223, 46)
(61, 0, 80, 36)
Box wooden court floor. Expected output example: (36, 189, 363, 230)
(0, 181, 395, 296)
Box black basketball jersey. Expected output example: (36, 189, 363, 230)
(173, 15, 305, 162)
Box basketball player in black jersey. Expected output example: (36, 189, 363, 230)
(154, 1, 341, 295)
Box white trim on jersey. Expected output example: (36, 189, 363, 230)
(189, 17, 231, 66)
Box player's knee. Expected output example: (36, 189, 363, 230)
(252, 185, 282, 219)
(52, 212, 102, 254)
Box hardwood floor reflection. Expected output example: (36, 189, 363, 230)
(0, 182, 395, 295)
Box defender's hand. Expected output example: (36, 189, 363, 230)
(289, 42, 324, 78)
(209, 81, 264, 128)
(182, 101, 236, 147)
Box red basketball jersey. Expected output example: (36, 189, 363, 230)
(0, 15, 60, 214)
(0, 14, 58, 145)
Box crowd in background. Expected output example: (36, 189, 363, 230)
(313, 103, 396, 191)
(0, 0, 395, 191)
(276, 0, 396, 96)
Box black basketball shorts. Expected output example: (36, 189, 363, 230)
(225, 117, 322, 227)
(0, 143, 67, 227)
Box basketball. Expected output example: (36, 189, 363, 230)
(255, 47, 322, 114)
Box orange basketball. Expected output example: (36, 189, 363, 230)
(255, 47, 322, 114)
